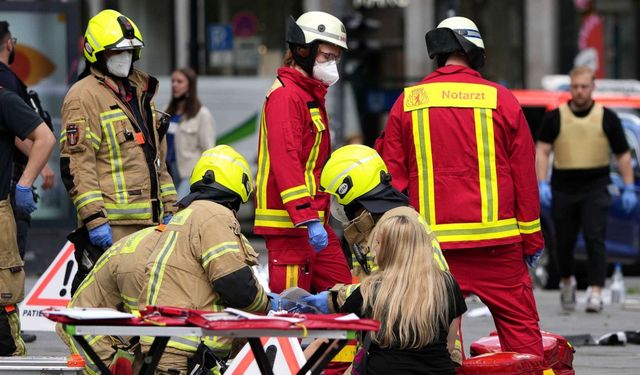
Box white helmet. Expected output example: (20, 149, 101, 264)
(287, 11, 348, 50)
(425, 16, 485, 69)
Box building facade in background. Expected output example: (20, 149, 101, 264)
(1, 0, 639, 272)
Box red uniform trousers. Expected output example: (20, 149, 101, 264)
(265, 225, 351, 294)
(445, 242, 544, 358)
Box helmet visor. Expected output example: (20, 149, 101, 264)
(330, 196, 350, 224)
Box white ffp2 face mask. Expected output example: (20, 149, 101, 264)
(106, 51, 133, 78)
(313, 60, 340, 86)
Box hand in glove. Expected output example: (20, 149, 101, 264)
(302, 291, 330, 314)
(525, 249, 543, 269)
(307, 221, 328, 252)
(15, 184, 37, 214)
(538, 181, 552, 208)
(89, 223, 113, 249)
(268, 293, 284, 312)
(622, 184, 638, 214)
(162, 214, 173, 225)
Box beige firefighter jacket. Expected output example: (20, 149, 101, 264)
(66, 225, 164, 374)
(60, 66, 177, 231)
(140, 199, 268, 354)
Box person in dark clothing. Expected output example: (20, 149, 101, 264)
(536, 66, 637, 313)
(0, 21, 56, 261)
(0, 20, 56, 344)
(321, 214, 466, 374)
(0, 88, 55, 356)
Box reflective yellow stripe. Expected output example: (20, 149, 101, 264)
(309, 108, 326, 131)
(147, 232, 178, 305)
(416, 215, 449, 271)
(166, 336, 199, 351)
(120, 293, 138, 312)
(280, 185, 311, 204)
(304, 109, 324, 195)
(254, 208, 325, 229)
(286, 265, 298, 288)
(104, 202, 152, 221)
(403, 82, 497, 111)
(331, 343, 357, 362)
(256, 109, 270, 210)
(169, 208, 192, 225)
(518, 218, 541, 234)
(433, 218, 520, 242)
(72, 190, 103, 210)
(101, 110, 128, 204)
(475, 108, 498, 223)
(120, 226, 156, 253)
(202, 242, 241, 267)
(345, 284, 360, 298)
(411, 108, 435, 224)
(245, 287, 267, 312)
(88, 127, 101, 150)
(160, 183, 177, 197)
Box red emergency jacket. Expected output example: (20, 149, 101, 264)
(254, 67, 331, 236)
(376, 65, 543, 255)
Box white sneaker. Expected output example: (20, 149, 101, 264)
(560, 277, 577, 311)
(586, 293, 604, 313)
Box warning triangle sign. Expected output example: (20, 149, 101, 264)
(226, 337, 306, 374)
(20, 241, 78, 332)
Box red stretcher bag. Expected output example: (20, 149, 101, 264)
(461, 352, 545, 375)
(470, 331, 574, 374)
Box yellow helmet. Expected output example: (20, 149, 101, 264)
(320, 145, 388, 205)
(189, 145, 253, 203)
(84, 9, 144, 63)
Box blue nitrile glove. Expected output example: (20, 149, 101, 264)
(622, 184, 638, 214)
(302, 291, 330, 314)
(268, 292, 284, 312)
(525, 249, 543, 269)
(538, 181, 552, 208)
(307, 221, 328, 252)
(15, 184, 37, 214)
(162, 214, 173, 225)
(89, 223, 113, 249)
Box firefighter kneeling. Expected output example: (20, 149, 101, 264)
(138, 146, 271, 374)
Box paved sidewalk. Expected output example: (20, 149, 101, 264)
(462, 278, 640, 374)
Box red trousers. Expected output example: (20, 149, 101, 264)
(264, 225, 352, 294)
(445, 242, 544, 358)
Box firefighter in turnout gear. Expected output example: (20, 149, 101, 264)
(254, 11, 352, 295)
(60, 10, 176, 262)
(58, 226, 164, 374)
(139, 146, 269, 374)
(319, 145, 448, 284)
(375, 16, 544, 357)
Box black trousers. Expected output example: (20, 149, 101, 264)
(551, 188, 610, 287)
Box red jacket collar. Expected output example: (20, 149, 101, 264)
(277, 67, 328, 100)
(431, 64, 481, 78)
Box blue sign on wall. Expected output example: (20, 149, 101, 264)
(208, 24, 233, 51)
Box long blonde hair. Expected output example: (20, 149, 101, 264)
(361, 214, 451, 349)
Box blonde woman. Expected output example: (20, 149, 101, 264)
(338, 214, 466, 374)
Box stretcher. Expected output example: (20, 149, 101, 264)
(44, 307, 380, 375)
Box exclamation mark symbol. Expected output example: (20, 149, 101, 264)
(59, 261, 74, 297)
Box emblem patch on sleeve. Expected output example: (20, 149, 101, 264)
(66, 124, 79, 146)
